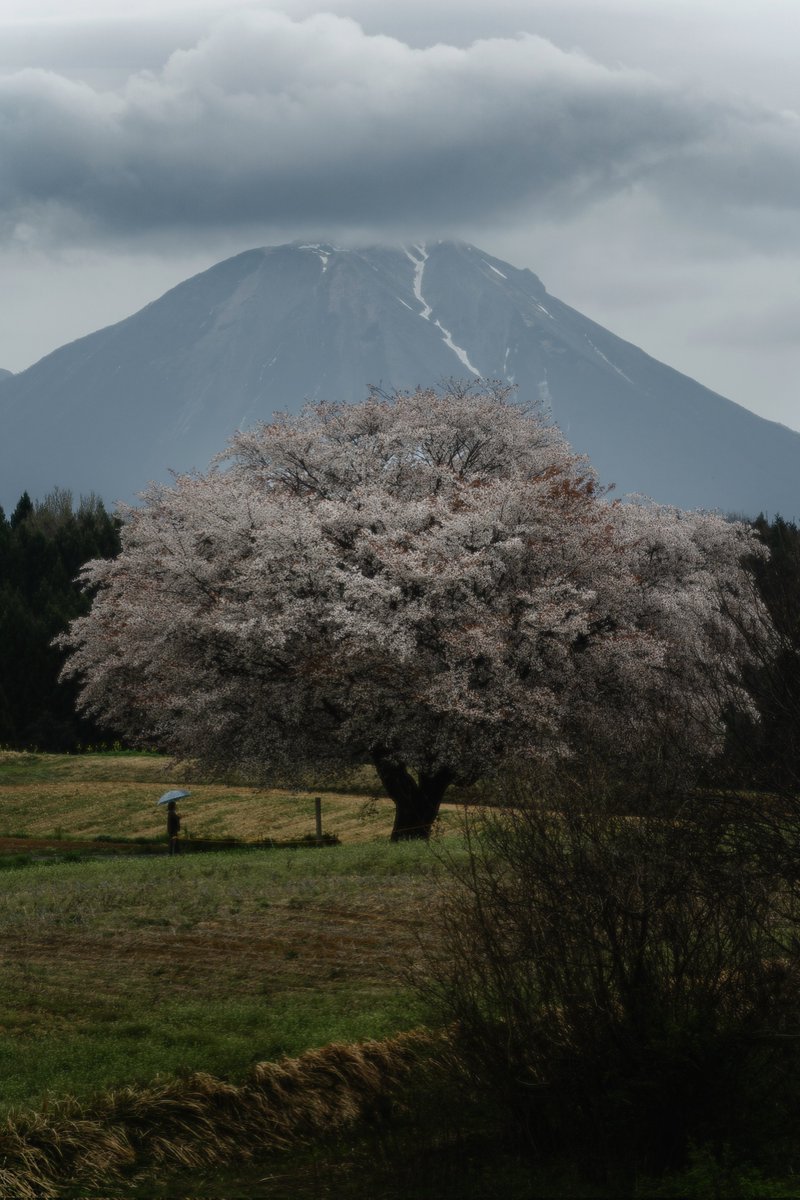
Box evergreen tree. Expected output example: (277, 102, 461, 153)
(723, 513, 800, 791)
(9, 492, 33, 529)
(0, 489, 122, 750)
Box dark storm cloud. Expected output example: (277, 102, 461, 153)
(0, 9, 725, 242)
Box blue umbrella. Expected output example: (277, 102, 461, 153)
(157, 789, 191, 806)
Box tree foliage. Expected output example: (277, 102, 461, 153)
(63, 384, 766, 837)
(0, 488, 121, 751)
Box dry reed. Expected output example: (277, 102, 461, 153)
(0, 1029, 441, 1197)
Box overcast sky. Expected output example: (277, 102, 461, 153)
(1, 0, 799, 433)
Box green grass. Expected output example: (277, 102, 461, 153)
(0, 989, 425, 1114)
(0, 751, 456, 1121)
(0, 844, 439, 1115)
(3, 752, 798, 1198)
(0, 749, 168, 785)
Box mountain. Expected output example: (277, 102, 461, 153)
(0, 369, 12, 381)
(1, 240, 798, 517)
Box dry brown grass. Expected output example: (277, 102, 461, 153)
(0, 774, 391, 844)
(0, 751, 465, 845)
(0, 1029, 443, 1197)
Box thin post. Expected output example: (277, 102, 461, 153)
(314, 797, 323, 846)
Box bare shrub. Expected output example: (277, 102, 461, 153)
(422, 765, 800, 1177)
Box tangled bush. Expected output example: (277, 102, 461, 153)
(424, 767, 800, 1178)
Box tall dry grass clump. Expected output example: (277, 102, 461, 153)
(0, 1029, 439, 1197)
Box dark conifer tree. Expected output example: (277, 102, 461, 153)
(9, 492, 33, 529)
(0, 489, 122, 751)
(724, 513, 800, 791)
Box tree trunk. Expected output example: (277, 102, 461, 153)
(371, 753, 453, 841)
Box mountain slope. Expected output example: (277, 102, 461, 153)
(1, 240, 798, 517)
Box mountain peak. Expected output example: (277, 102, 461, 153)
(0, 240, 797, 517)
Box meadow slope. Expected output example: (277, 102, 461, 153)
(0, 752, 445, 1113)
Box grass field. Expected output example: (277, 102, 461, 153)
(0, 751, 445, 1116)
(4, 753, 798, 1198)
(0, 749, 407, 844)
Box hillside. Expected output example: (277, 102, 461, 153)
(1, 240, 798, 516)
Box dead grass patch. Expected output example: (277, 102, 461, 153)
(0, 1029, 444, 1198)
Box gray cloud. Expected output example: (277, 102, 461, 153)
(651, 105, 800, 213)
(1, 2, 799, 436)
(693, 301, 800, 349)
(0, 9, 723, 242)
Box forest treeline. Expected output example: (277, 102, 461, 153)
(724, 511, 800, 792)
(0, 486, 798, 787)
(0, 489, 121, 751)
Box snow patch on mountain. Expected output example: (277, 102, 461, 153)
(298, 243, 337, 272)
(585, 335, 634, 385)
(405, 244, 479, 376)
(482, 259, 507, 279)
(406, 244, 433, 320)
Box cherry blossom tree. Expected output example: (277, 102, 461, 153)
(62, 383, 766, 839)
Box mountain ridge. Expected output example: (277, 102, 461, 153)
(1, 240, 798, 518)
